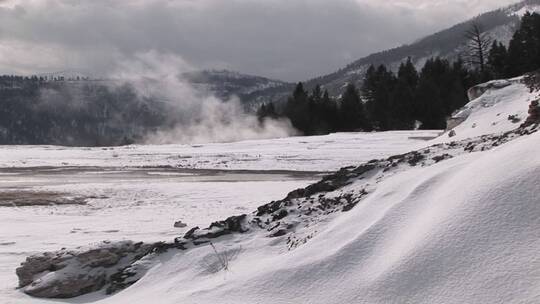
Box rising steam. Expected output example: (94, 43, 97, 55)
(111, 51, 297, 144)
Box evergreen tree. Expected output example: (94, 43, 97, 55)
(389, 59, 418, 129)
(397, 57, 419, 88)
(285, 82, 310, 134)
(340, 83, 369, 131)
(487, 40, 508, 79)
(414, 79, 446, 129)
(507, 12, 540, 77)
(307, 85, 325, 134)
(256, 102, 278, 122)
(321, 89, 339, 132)
(362, 65, 396, 130)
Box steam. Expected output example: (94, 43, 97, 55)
(111, 51, 296, 144)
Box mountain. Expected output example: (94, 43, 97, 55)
(182, 70, 294, 109)
(242, 0, 540, 104)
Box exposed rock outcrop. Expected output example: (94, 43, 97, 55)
(521, 100, 540, 127)
(16, 241, 156, 298)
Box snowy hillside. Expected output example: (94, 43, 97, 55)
(11, 71, 540, 303)
(246, 0, 539, 103)
(102, 123, 540, 304)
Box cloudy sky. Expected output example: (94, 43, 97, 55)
(0, 0, 519, 81)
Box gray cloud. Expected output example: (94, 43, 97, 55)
(0, 0, 519, 81)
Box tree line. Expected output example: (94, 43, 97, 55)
(0, 78, 169, 146)
(258, 12, 540, 134)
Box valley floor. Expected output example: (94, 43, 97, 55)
(0, 131, 437, 304)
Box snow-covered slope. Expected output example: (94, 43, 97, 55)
(439, 76, 538, 142)
(13, 72, 540, 303)
(90, 75, 540, 304)
(102, 128, 540, 304)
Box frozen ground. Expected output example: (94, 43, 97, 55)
(0, 131, 440, 172)
(0, 130, 439, 303)
(3, 76, 539, 303)
(0, 168, 315, 304)
(84, 76, 537, 304)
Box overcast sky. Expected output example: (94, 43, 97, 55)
(0, 0, 520, 81)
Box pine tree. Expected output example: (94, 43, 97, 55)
(362, 65, 395, 130)
(414, 79, 446, 129)
(308, 85, 324, 134)
(389, 59, 418, 129)
(321, 89, 339, 133)
(507, 12, 540, 77)
(398, 57, 419, 88)
(487, 40, 508, 79)
(340, 83, 369, 131)
(285, 82, 310, 134)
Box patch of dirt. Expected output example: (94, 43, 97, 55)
(0, 191, 87, 207)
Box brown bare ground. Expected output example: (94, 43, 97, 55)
(0, 191, 87, 207)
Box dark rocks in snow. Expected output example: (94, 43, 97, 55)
(173, 221, 187, 228)
(16, 241, 156, 298)
(256, 200, 283, 216)
(521, 100, 540, 128)
(524, 70, 540, 92)
(407, 151, 425, 166)
(269, 229, 288, 238)
(177, 215, 250, 243)
(286, 164, 375, 201)
(183, 227, 200, 239)
(209, 214, 249, 234)
(508, 114, 521, 123)
(432, 154, 453, 163)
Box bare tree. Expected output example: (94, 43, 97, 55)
(465, 23, 492, 73)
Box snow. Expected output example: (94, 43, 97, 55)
(512, 4, 540, 17)
(1, 72, 539, 303)
(437, 78, 539, 142)
(0, 130, 440, 172)
(0, 130, 439, 303)
(95, 73, 539, 303)
(0, 176, 312, 303)
(91, 129, 540, 304)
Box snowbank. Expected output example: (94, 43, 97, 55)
(438, 77, 538, 142)
(92, 126, 540, 304)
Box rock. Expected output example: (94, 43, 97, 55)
(448, 130, 456, 137)
(16, 241, 156, 299)
(183, 227, 200, 239)
(269, 229, 288, 237)
(173, 221, 187, 228)
(521, 100, 540, 127)
(25, 272, 107, 299)
(508, 114, 521, 123)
